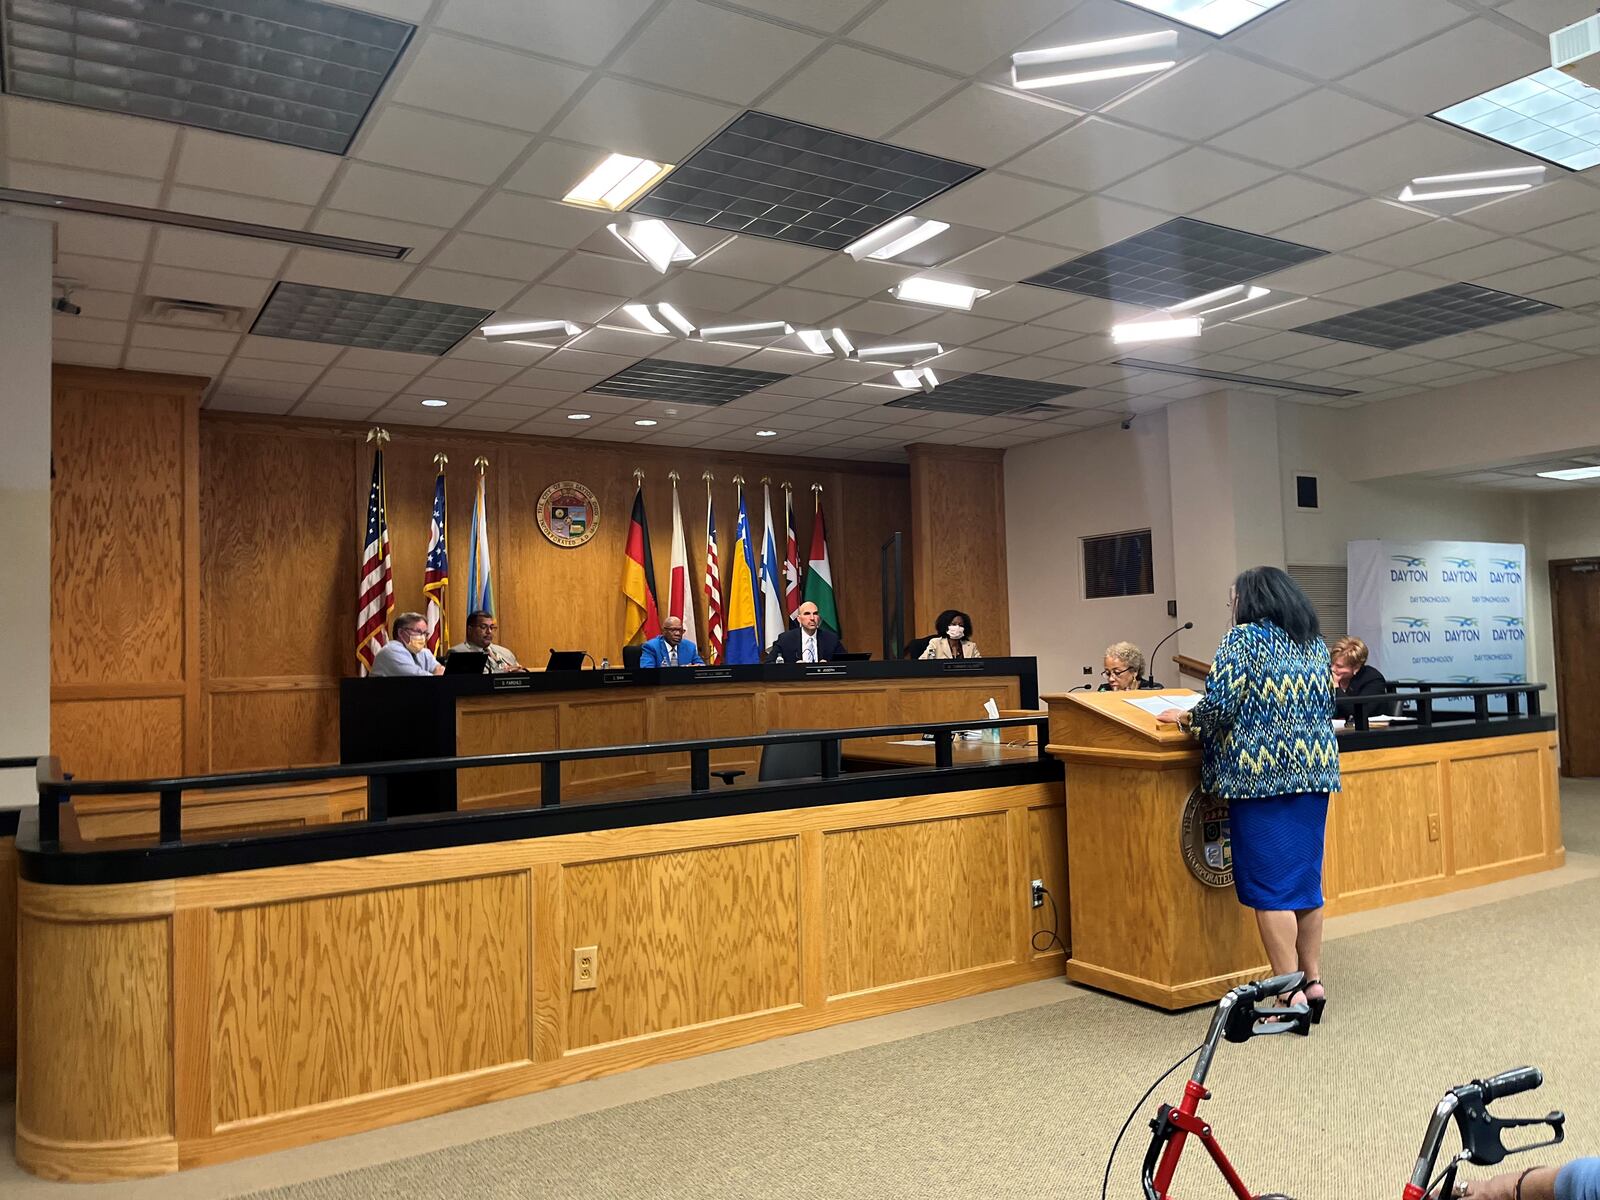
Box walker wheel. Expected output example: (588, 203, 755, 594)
(1255, 1194, 1297, 1199)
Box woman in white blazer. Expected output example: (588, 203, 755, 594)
(920, 609, 981, 660)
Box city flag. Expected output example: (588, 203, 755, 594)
(467, 463, 493, 615)
(783, 485, 802, 621)
(803, 489, 840, 633)
(759, 480, 785, 652)
(622, 483, 661, 646)
(422, 466, 449, 655)
(355, 439, 393, 675)
(703, 487, 725, 665)
(668, 474, 696, 645)
(724, 481, 760, 664)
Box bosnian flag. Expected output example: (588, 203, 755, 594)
(724, 483, 760, 664)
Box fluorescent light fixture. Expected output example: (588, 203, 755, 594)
(756, 429, 778, 437)
(1194, 286, 1270, 318)
(634, 418, 659, 427)
(564, 153, 673, 211)
(1536, 465, 1600, 481)
(843, 216, 951, 261)
(656, 303, 696, 336)
(853, 341, 945, 364)
(1012, 31, 1178, 90)
(696, 320, 795, 342)
(1114, 0, 1292, 37)
(1433, 68, 1600, 172)
(1167, 285, 1244, 313)
(829, 328, 855, 356)
(1111, 316, 1202, 344)
(891, 277, 989, 310)
(567, 413, 592, 421)
(893, 368, 941, 392)
(796, 329, 831, 355)
(1398, 166, 1544, 203)
(621, 304, 671, 335)
(608, 219, 695, 273)
(480, 319, 582, 343)
(420, 399, 448, 408)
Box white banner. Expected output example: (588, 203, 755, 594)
(1347, 540, 1527, 687)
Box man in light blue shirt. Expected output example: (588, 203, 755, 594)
(370, 612, 444, 677)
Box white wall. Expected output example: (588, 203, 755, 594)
(1004, 411, 1176, 695)
(0, 216, 54, 810)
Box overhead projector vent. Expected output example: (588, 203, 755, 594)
(1553, 14, 1600, 88)
(142, 298, 245, 331)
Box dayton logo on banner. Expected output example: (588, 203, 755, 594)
(1348, 540, 1527, 686)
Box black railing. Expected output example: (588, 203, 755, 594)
(1341, 682, 1544, 730)
(32, 716, 1050, 849)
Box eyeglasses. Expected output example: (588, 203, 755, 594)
(1102, 666, 1133, 678)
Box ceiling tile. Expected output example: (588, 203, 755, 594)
(54, 253, 143, 294)
(553, 78, 741, 162)
(724, 0, 873, 32)
(894, 85, 1076, 168)
(401, 376, 495, 400)
(39, 213, 151, 263)
(282, 249, 415, 295)
(641, 270, 774, 311)
(429, 234, 565, 281)
(827, 300, 934, 334)
(1318, 270, 1452, 309)
(1254, 253, 1387, 294)
(972, 285, 1076, 322)
(503, 141, 617, 200)
(236, 335, 344, 364)
(54, 315, 128, 345)
(1003, 116, 1185, 191)
(168, 187, 312, 231)
(4, 99, 176, 178)
(1348, 219, 1497, 269)
(1341, 22, 1548, 117)
(433, 0, 656, 66)
(913, 173, 1080, 233)
(400, 269, 525, 309)
(353, 106, 533, 185)
(541, 250, 669, 296)
(1209, 89, 1408, 169)
(940, 237, 1065, 283)
(1104, 147, 1276, 213)
(1410, 239, 1555, 283)
(972, 325, 1068, 355)
(690, 237, 830, 284)
(1015, 194, 1169, 253)
(327, 163, 484, 226)
(152, 228, 290, 279)
(1474, 256, 1597, 296)
(144, 266, 271, 309)
(1523, 212, 1600, 254)
(1303, 121, 1515, 194)
(173, 129, 340, 205)
(392, 34, 589, 131)
(611, 1, 822, 104)
(1229, 0, 1470, 80)
(1274, 199, 1433, 253)
(755, 288, 856, 322)
(503, 284, 631, 324)
(1461, 180, 1600, 235)
(208, 392, 297, 414)
(6, 162, 160, 207)
(786, 257, 912, 299)
(1106, 52, 1312, 141)
(850, 0, 1066, 75)
(466, 193, 613, 246)
(124, 348, 228, 376)
(762, 46, 961, 139)
(312, 211, 448, 260)
(52, 339, 124, 368)
(1192, 175, 1359, 234)
(223, 358, 327, 383)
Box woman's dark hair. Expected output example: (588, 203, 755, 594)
(1232, 566, 1321, 645)
(934, 608, 974, 638)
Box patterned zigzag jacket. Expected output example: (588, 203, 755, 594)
(1188, 620, 1341, 799)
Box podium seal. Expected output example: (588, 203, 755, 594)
(1180, 787, 1234, 888)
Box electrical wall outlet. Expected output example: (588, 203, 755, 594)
(1427, 813, 1441, 843)
(573, 945, 598, 991)
(1030, 879, 1045, 909)
(1082, 664, 1093, 675)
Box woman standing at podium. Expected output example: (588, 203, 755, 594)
(1157, 567, 1339, 1021)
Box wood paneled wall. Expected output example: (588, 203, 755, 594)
(908, 444, 1011, 655)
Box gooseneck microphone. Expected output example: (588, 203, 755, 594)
(1147, 622, 1194, 684)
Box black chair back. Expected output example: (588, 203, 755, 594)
(623, 644, 643, 671)
(758, 731, 823, 781)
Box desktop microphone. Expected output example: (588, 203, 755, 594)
(1068, 683, 1095, 693)
(1147, 622, 1194, 683)
(582, 652, 598, 670)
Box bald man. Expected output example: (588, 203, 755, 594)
(638, 615, 705, 668)
(764, 601, 846, 664)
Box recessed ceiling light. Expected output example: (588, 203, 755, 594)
(1536, 465, 1600, 481)
(892, 368, 940, 393)
(634, 418, 659, 427)
(843, 216, 951, 262)
(1111, 315, 1203, 344)
(607, 218, 695, 273)
(1434, 68, 1600, 172)
(1114, 0, 1292, 36)
(1011, 31, 1178, 90)
(420, 398, 448, 408)
(853, 341, 945, 365)
(621, 303, 671, 335)
(563, 153, 674, 211)
(1397, 166, 1545, 203)
(1172, 285, 1275, 319)
(756, 429, 778, 437)
(656, 303, 696, 336)
(829, 328, 855, 356)
(479, 319, 582, 346)
(696, 320, 795, 342)
(891, 277, 989, 310)
(567, 412, 592, 421)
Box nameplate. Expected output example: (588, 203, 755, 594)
(940, 661, 985, 674)
(803, 665, 847, 677)
(490, 675, 534, 691)
(692, 668, 733, 681)
(602, 671, 633, 685)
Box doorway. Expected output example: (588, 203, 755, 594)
(1551, 558, 1600, 777)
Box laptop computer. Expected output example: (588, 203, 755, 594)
(831, 651, 871, 661)
(545, 650, 586, 671)
(442, 650, 488, 675)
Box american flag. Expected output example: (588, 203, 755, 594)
(703, 485, 725, 665)
(355, 439, 393, 675)
(422, 466, 449, 654)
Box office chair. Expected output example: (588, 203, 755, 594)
(622, 644, 643, 671)
(757, 731, 823, 782)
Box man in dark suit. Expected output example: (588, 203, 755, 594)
(638, 615, 705, 668)
(765, 601, 846, 663)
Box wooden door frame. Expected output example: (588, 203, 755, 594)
(1549, 556, 1600, 777)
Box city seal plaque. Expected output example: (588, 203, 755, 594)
(1180, 787, 1234, 888)
(536, 481, 599, 548)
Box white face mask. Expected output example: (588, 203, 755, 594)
(947, 625, 965, 639)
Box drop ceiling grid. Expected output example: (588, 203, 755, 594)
(5, 0, 1600, 455)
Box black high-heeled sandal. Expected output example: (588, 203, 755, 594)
(1303, 979, 1326, 1024)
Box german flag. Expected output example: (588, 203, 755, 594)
(622, 483, 661, 646)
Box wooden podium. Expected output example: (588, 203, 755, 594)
(1043, 690, 1267, 1009)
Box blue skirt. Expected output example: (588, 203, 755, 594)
(1228, 792, 1329, 911)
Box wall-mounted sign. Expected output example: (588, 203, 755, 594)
(1180, 787, 1233, 888)
(536, 481, 599, 548)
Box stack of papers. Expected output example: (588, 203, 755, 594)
(1124, 694, 1200, 717)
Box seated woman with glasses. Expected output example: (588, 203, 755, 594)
(1098, 640, 1161, 690)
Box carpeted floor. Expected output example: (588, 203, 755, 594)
(240, 782, 1600, 1200)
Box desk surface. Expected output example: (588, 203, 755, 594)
(843, 737, 1041, 768)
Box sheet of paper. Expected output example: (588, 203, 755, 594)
(885, 738, 933, 747)
(1124, 694, 1200, 717)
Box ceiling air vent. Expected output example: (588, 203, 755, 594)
(142, 298, 247, 331)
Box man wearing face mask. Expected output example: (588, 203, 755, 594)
(919, 609, 980, 659)
(370, 612, 446, 676)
